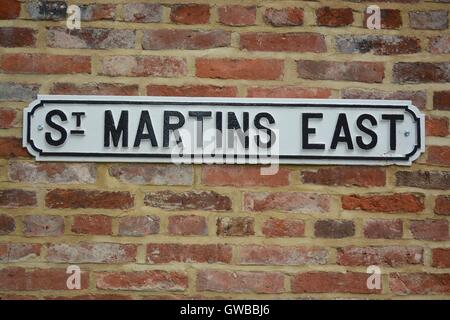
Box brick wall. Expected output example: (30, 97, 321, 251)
(0, 0, 449, 299)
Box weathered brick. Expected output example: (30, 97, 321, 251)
(0, 267, 89, 291)
(143, 29, 230, 50)
(432, 248, 450, 268)
(147, 244, 232, 264)
(240, 32, 326, 53)
(292, 272, 380, 293)
(301, 167, 385, 187)
(28, 1, 67, 20)
(0, 189, 36, 208)
(50, 83, 138, 96)
(363, 9, 402, 29)
(393, 62, 450, 84)
(0, 214, 15, 235)
(364, 219, 403, 239)
(316, 7, 353, 27)
(100, 56, 187, 77)
(410, 219, 448, 241)
(170, 4, 210, 24)
(0, 53, 91, 74)
(168, 215, 207, 236)
(47, 243, 136, 263)
(197, 270, 284, 293)
(247, 86, 331, 98)
(0, 108, 17, 128)
(396, 171, 450, 190)
(79, 4, 115, 21)
(144, 190, 231, 211)
(23, 215, 64, 237)
(147, 84, 237, 97)
(239, 245, 327, 265)
(342, 88, 426, 109)
(196, 58, 283, 80)
(297, 60, 384, 83)
(0, 137, 29, 158)
(426, 116, 448, 136)
(429, 35, 450, 54)
(0, 27, 36, 47)
(435, 195, 450, 215)
(337, 246, 423, 267)
(427, 146, 450, 166)
(409, 10, 448, 30)
(262, 218, 305, 238)
(263, 7, 304, 26)
(314, 220, 355, 238)
(122, 3, 162, 23)
(71, 215, 112, 235)
(243, 192, 330, 213)
(342, 193, 424, 213)
(8, 161, 96, 184)
(336, 35, 420, 55)
(118, 216, 160, 236)
(46, 189, 134, 209)
(202, 166, 289, 187)
(0, 83, 39, 101)
(96, 271, 187, 291)
(218, 5, 256, 26)
(216, 217, 254, 237)
(390, 273, 450, 295)
(0, 0, 20, 19)
(47, 27, 136, 49)
(0, 243, 40, 262)
(109, 164, 192, 185)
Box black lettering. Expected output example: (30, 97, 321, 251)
(71, 112, 85, 127)
(302, 113, 325, 150)
(382, 114, 404, 151)
(163, 111, 185, 147)
(356, 114, 378, 150)
(134, 111, 158, 147)
(104, 110, 128, 147)
(254, 112, 276, 148)
(331, 113, 353, 150)
(227, 112, 249, 149)
(189, 111, 211, 148)
(45, 110, 67, 146)
(216, 112, 222, 149)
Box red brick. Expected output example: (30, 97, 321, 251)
(314, 220, 355, 238)
(426, 116, 448, 137)
(409, 10, 448, 30)
(218, 5, 256, 26)
(427, 146, 450, 166)
(96, 271, 187, 291)
(297, 60, 384, 83)
(429, 35, 450, 54)
(432, 248, 450, 268)
(144, 190, 231, 211)
(0, 137, 30, 158)
(143, 29, 230, 50)
(364, 219, 403, 239)
(168, 215, 207, 236)
(47, 294, 132, 300)
(216, 217, 254, 237)
(0, 214, 15, 235)
(263, 7, 304, 26)
(0, 108, 17, 128)
(147, 84, 237, 97)
(8, 162, 96, 184)
(243, 192, 330, 213)
(363, 9, 402, 29)
(0, 268, 89, 291)
(301, 167, 385, 187)
(0, 189, 36, 208)
(47, 242, 136, 263)
(100, 56, 187, 77)
(390, 273, 450, 295)
(342, 88, 426, 110)
(434, 91, 450, 110)
(109, 164, 193, 185)
(50, 83, 138, 96)
(0, 243, 40, 262)
(396, 171, 450, 190)
(80, 4, 115, 21)
(0, 53, 91, 74)
(170, 4, 210, 24)
(23, 215, 64, 237)
(393, 62, 450, 84)
(239, 245, 327, 265)
(147, 244, 232, 264)
(196, 58, 283, 80)
(410, 219, 448, 241)
(197, 270, 284, 293)
(71, 215, 112, 235)
(45, 189, 134, 209)
(435, 195, 450, 215)
(240, 32, 326, 53)
(337, 246, 423, 267)
(336, 35, 420, 55)
(118, 216, 160, 236)
(0, 27, 36, 47)
(342, 193, 424, 213)
(122, 3, 162, 23)
(316, 7, 353, 27)
(292, 272, 380, 293)
(0, 0, 20, 19)
(247, 86, 331, 98)
(262, 218, 305, 237)
(202, 165, 289, 187)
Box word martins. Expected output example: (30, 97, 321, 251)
(23, 95, 424, 165)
